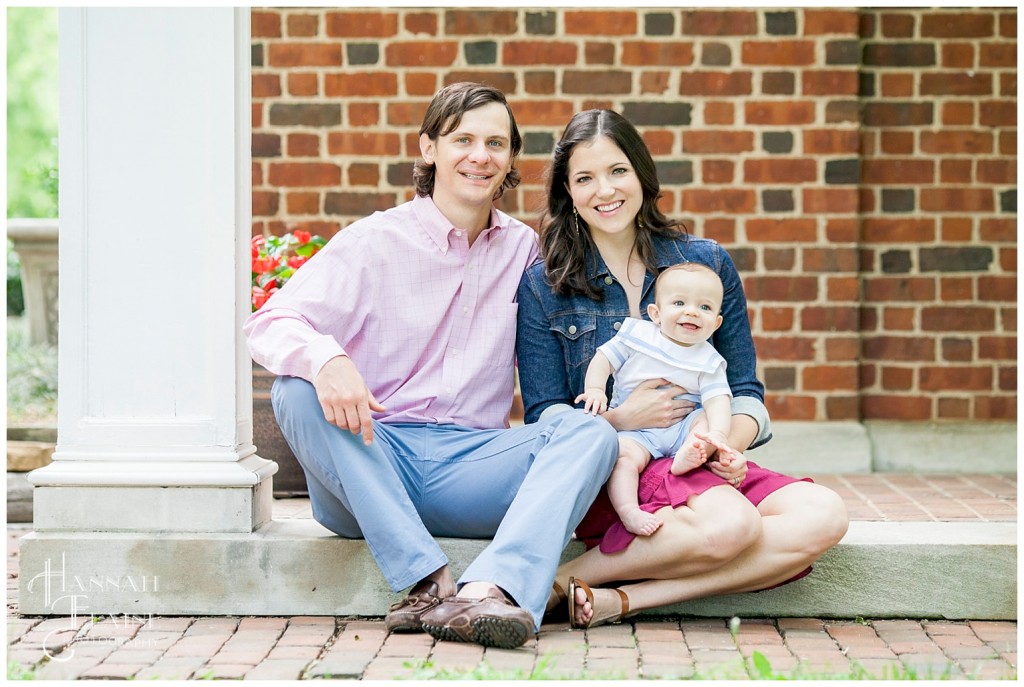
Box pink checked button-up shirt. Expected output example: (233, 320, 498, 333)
(244, 194, 540, 430)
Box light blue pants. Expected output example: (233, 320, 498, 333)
(271, 376, 618, 630)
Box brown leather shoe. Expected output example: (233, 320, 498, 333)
(384, 580, 442, 634)
(420, 587, 534, 649)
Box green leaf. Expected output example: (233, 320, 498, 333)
(751, 651, 774, 679)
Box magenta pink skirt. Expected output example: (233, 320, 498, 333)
(576, 458, 812, 555)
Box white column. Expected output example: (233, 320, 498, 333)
(27, 8, 275, 535)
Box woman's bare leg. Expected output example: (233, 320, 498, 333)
(556, 484, 762, 592)
(567, 481, 849, 625)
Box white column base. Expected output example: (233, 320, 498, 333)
(28, 454, 277, 533)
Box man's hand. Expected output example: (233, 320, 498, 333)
(314, 356, 386, 445)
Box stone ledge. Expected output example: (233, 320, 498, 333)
(18, 520, 1016, 620)
(750, 421, 1016, 476)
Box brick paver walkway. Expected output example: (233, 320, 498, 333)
(7, 473, 1018, 680)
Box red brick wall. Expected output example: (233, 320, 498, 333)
(250, 8, 1017, 423)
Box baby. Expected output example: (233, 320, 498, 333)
(576, 262, 741, 537)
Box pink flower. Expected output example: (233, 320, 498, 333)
(251, 286, 269, 311)
(251, 230, 325, 311)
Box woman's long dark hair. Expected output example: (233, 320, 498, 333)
(540, 109, 685, 299)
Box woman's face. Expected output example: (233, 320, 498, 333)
(565, 135, 643, 242)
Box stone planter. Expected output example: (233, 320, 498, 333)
(8, 218, 59, 346)
(252, 363, 309, 497)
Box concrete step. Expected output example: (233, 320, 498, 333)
(18, 474, 1016, 621)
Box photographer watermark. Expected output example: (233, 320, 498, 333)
(25, 553, 161, 661)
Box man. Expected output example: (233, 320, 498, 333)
(244, 82, 617, 650)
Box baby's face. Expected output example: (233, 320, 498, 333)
(649, 269, 724, 346)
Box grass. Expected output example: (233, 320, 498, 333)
(7, 316, 57, 427)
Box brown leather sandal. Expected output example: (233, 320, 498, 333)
(568, 577, 630, 629)
(543, 580, 569, 622)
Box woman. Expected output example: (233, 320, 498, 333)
(516, 109, 849, 628)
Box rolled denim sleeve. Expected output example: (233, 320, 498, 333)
(732, 395, 772, 449)
(516, 270, 574, 425)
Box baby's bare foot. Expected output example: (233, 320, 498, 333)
(671, 439, 707, 475)
(621, 509, 663, 536)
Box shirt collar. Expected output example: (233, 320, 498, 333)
(411, 194, 505, 253)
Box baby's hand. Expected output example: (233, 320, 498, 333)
(574, 389, 608, 416)
(700, 430, 733, 466)
(696, 432, 740, 468)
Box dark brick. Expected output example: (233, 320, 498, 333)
(863, 102, 933, 126)
(766, 11, 797, 35)
(764, 367, 795, 390)
(762, 190, 794, 212)
(445, 10, 517, 35)
(826, 40, 860, 65)
(347, 43, 379, 65)
(465, 41, 497, 64)
(859, 72, 876, 97)
(387, 161, 414, 187)
(443, 71, 517, 94)
(881, 250, 912, 273)
(762, 131, 793, 154)
(523, 131, 554, 155)
(325, 191, 398, 216)
(881, 189, 914, 213)
(622, 101, 692, 125)
(526, 11, 556, 35)
(252, 43, 264, 67)
(269, 104, 342, 127)
(645, 12, 675, 36)
(730, 247, 756, 271)
(1000, 189, 1017, 213)
(919, 247, 993, 272)
(564, 70, 631, 94)
(764, 248, 795, 270)
(252, 133, 281, 158)
(859, 12, 875, 38)
(656, 160, 694, 184)
(825, 159, 860, 184)
(863, 42, 936, 66)
(762, 71, 794, 94)
(826, 101, 859, 124)
(702, 42, 731, 66)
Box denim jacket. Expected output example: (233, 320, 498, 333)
(516, 232, 772, 450)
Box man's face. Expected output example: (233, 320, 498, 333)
(419, 102, 513, 212)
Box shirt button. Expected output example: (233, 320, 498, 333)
(568, 325, 577, 335)
(455, 230, 463, 237)
(613, 321, 622, 331)
(463, 306, 469, 313)
(604, 276, 613, 285)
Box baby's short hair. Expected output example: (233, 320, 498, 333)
(653, 262, 720, 298)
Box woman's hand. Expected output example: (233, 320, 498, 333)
(603, 378, 696, 431)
